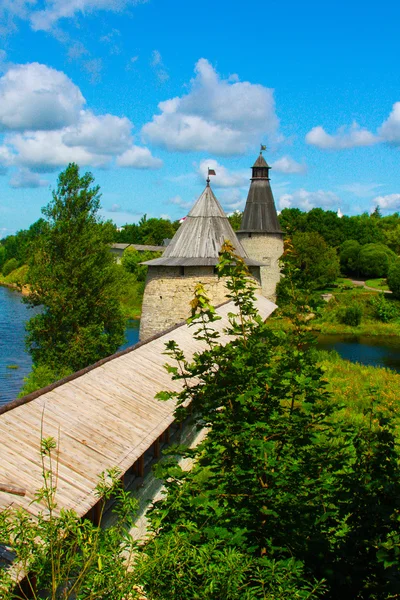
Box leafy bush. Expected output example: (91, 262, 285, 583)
(0, 245, 6, 271)
(18, 364, 73, 397)
(340, 239, 361, 275)
(387, 258, 400, 299)
(338, 304, 363, 326)
(358, 243, 396, 278)
(2, 257, 19, 276)
(121, 246, 160, 281)
(369, 294, 399, 322)
(138, 245, 400, 599)
(290, 231, 340, 289)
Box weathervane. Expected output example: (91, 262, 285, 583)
(260, 144, 267, 153)
(206, 167, 216, 186)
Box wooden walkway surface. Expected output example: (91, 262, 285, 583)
(0, 296, 276, 521)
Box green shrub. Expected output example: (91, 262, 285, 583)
(387, 258, 400, 299)
(338, 304, 362, 326)
(2, 257, 18, 276)
(358, 243, 396, 278)
(18, 364, 73, 397)
(340, 239, 361, 275)
(369, 294, 399, 322)
(0, 245, 6, 271)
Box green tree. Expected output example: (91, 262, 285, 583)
(228, 210, 243, 231)
(285, 231, 340, 289)
(137, 246, 400, 599)
(121, 246, 161, 281)
(25, 163, 125, 372)
(2, 257, 18, 276)
(0, 245, 6, 271)
(387, 258, 400, 299)
(358, 243, 396, 278)
(339, 239, 361, 275)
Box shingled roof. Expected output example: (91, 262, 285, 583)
(144, 183, 263, 267)
(238, 153, 282, 234)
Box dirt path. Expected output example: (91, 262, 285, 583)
(350, 280, 392, 293)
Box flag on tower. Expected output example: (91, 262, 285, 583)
(260, 144, 267, 151)
(208, 168, 216, 176)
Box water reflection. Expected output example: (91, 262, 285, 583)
(0, 285, 140, 405)
(317, 334, 400, 373)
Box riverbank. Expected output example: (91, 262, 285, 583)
(270, 286, 400, 337)
(0, 265, 30, 295)
(317, 349, 400, 433)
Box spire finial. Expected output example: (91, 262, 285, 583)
(207, 167, 216, 187)
(260, 143, 267, 154)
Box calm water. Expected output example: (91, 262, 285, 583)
(0, 286, 140, 405)
(317, 334, 400, 373)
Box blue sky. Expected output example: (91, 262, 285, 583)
(0, 0, 399, 236)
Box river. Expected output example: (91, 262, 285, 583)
(0, 286, 140, 406)
(2, 286, 400, 405)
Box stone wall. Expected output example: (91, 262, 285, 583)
(237, 232, 283, 300)
(139, 265, 260, 340)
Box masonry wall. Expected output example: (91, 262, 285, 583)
(139, 266, 261, 340)
(237, 233, 283, 300)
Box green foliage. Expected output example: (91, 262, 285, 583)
(2, 257, 19, 276)
(121, 246, 160, 281)
(138, 248, 400, 600)
(369, 293, 399, 322)
(338, 303, 363, 326)
(115, 214, 179, 245)
(137, 533, 326, 599)
(227, 210, 243, 231)
(25, 163, 125, 372)
(0, 245, 6, 270)
(0, 437, 139, 600)
(278, 208, 385, 247)
(278, 232, 340, 292)
(387, 258, 400, 299)
(358, 243, 396, 278)
(18, 364, 73, 397)
(339, 239, 361, 275)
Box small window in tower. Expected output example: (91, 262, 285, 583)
(180, 266, 185, 277)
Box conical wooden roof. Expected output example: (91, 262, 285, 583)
(238, 153, 282, 234)
(144, 184, 263, 267)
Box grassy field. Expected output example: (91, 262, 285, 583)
(365, 278, 390, 291)
(317, 349, 400, 434)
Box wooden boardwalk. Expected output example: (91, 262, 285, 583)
(0, 296, 276, 522)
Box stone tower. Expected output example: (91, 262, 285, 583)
(139, 180, 263, 341)
(236, 151, 283, 300)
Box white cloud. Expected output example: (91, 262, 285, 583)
(372, 194, 400, 211)
(218, 188, 246, 212)
(30, 0, 148, 32)
(150, 50, 169, 83)
(379, 102, 400, 146)
(305, 123, 378, 150)
(9, 168, 49, 188)
(151, 50, 162, 67)
(4, 129, 110, 171)
(271, 155, 307, 174)
(0, 62, 161, 174)
(142, 58, 279, 155)
(167, 195, 192, 210)
(198, 159, 247, 188)
(116, 145, 162, 169)
(339, 182, 384, 198)
(82, 58, 103, 84)
(63, 111, 132, 154)
(278, 189, 340, 212)
(0, 62, 84, 131)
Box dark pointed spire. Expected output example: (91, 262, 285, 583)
(238, 150, 282, 234)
